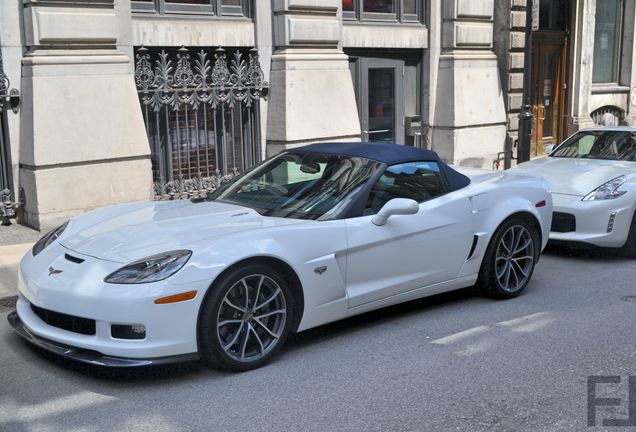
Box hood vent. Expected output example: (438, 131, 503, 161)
(64, 253, 85, 264)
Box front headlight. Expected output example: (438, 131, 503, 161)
(32, 221, 69, 256)
(582, 175, 627, 201)
(104, 250, 192, 284)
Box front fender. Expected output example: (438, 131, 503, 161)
(168, 219, 350, 332)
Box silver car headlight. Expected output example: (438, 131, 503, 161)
(32, 221, 69, 256)
(104, 250, 192, 284)
(582, 175, 627, 201)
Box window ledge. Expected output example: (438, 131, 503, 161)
(343, 20, 424, 27)
(591, 84, 630, 95)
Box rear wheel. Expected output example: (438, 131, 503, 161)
(198, 264, 294, 371)
(477, 216, 539, 299)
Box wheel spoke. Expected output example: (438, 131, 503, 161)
(218, 319, 243, 328)
(223, 298, 246, 313)
(256, 309, 286, 319)
(504, 261, 512, 290)
(509, 262, 520, 289)
(250, 324, 265, 355)
(511, 259, 529, 278)
(514, 236, 532, 254)
(255, 287, 281, 311)
(253, 275, 264, 309)
(496, 261, 508, 279)
(222, 322, 244, 350)
(513, 255, 533, 262)
(253, 317, 281, 339)
(240, 322, 250, 360)
(241, 279, 250, 310)
(512, 228, 522, 252)
(500, 235, 512, 254)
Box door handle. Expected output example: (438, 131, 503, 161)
(538, 104, 546, 121)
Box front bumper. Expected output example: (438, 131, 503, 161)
(8, 311, 200, 367)
(12, 244, 213, 363)
(549, 192, 635, 248)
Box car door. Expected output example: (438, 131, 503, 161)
(344, 160, 475, 308)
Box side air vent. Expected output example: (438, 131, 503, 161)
(64, 253, 85, 264)
(467, 235, 479, 260)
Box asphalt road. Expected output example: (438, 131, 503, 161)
(2, 246, 636, 432)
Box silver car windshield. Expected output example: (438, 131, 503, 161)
(551, 131, 636, 161)
(209, 152, 380, 220)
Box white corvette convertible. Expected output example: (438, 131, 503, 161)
(514, 127, 636, 256)
(9, 143, 552, 371)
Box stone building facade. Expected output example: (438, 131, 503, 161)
(0, 0, 635, 229)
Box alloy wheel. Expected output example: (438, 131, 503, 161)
(216, 274, 287, 362)
(495, 225, 534, 293)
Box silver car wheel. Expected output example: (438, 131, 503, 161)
(216, 274, 287, 362)
(495, 225, 534, 293)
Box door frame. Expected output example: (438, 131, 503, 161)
(349, 57, 405, 144)
(531, 31, 569, 156)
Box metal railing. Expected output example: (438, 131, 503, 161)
(0, 52, 20, 224)
(134, 46, 268, 199)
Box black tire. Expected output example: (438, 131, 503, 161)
(620, 210, 636, 258)
(476, 216, 540, 299)
(198, 263, 294, 372)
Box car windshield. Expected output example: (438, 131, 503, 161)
(209, 152, 381, 220)
(551, 130, 636, 161)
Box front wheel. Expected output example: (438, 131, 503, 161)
(198, 264, 294, 371)
(477, 217, 540, 299)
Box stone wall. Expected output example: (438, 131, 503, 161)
(18, 0, 152, 230)
(428, 0, 507, 168)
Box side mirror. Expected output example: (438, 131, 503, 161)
(372, 198, 419, 226)
(544, 144, 555, 155)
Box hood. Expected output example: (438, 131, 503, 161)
(60, 200, 305, 263)
(513, 157, 636, 196)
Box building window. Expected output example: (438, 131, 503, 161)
(132, 0, 249, 16)
(343, 0, 421, 23)
(592, 0, 623, 83)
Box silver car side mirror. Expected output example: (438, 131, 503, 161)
(544, 144, 555, 155)
(372, 198, 419, 226)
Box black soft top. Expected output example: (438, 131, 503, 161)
(291, 142, 470, 191)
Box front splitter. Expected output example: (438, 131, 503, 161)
(7, 311, 200, 367)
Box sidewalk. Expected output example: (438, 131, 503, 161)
(0, 223, 41, 299)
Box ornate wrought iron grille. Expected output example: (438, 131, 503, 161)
(134, 46, 268, 199)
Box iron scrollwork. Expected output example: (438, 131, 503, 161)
(134, 45, 268, 200)
(135, 45, 268, 113)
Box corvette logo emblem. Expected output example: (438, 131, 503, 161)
(314, 266, 327, 275)
(48, 267, 63, 276)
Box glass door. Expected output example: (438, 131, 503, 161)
(360, 59, 404, 143)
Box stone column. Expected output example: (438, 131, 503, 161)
(266, 0, 360, 155)
(0, 1, 24, 198)
(493, 0, 528, 166)
(19, 0, 152, 230)
(430, 0, 507, 168)
(568, 0, 596, 131)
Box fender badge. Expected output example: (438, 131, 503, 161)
(314, 266, 327, 275)
(48, 267, 63, 276)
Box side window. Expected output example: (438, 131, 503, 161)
(364, 161, 447, 215)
